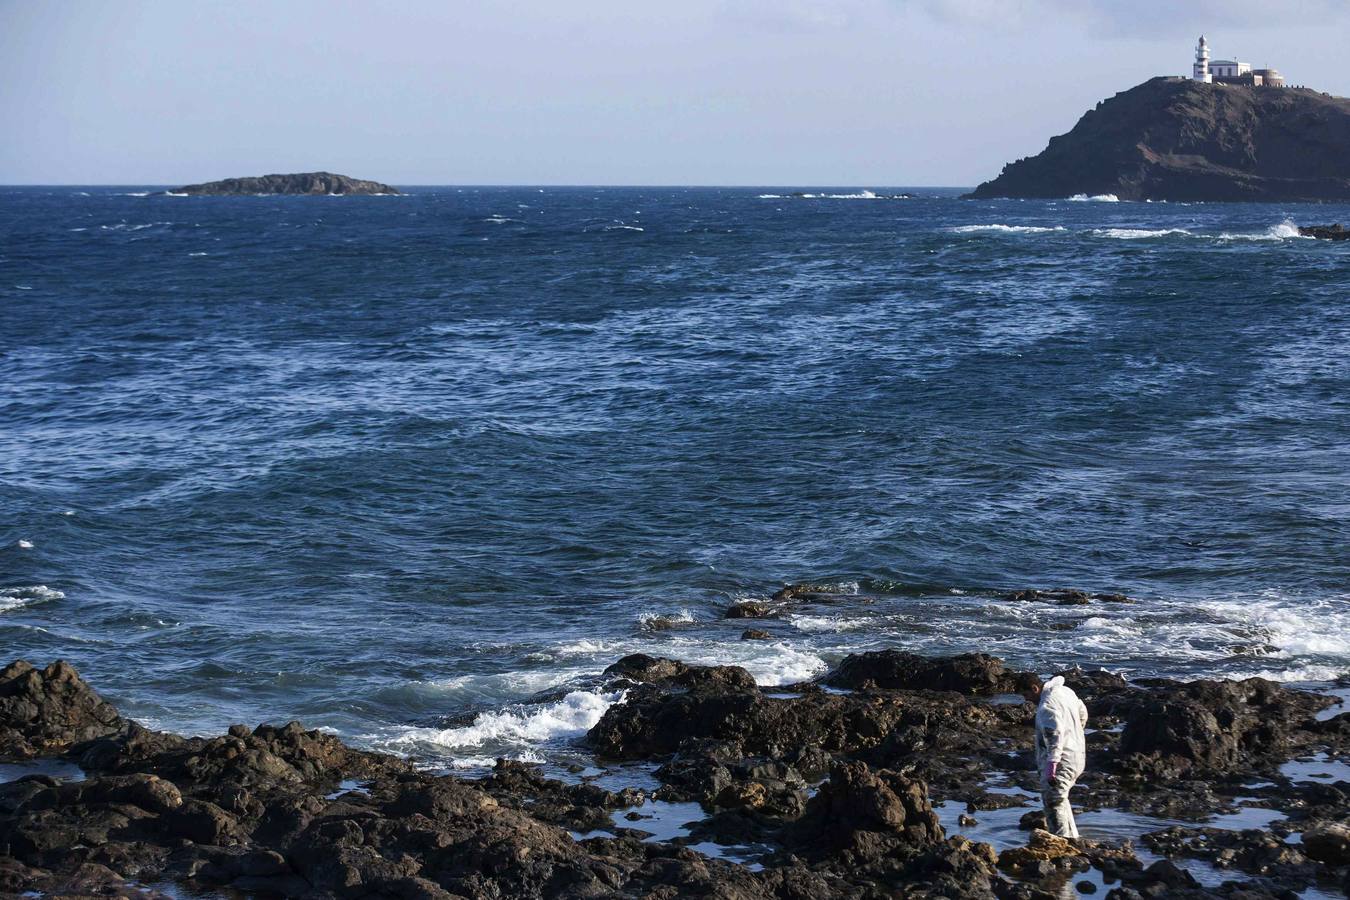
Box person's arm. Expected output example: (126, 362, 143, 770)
(1041, 706, 1068, 779)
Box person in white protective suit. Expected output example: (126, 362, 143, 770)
(1028, 675, 1089, 838)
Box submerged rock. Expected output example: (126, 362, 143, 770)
(1002, 589, 1132, 605)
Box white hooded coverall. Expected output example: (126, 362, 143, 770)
(1034, 675, 1088, 838)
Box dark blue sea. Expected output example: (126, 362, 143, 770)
(3, 186, 1348, 769)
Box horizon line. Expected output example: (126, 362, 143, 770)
(0, 182, 979, 190)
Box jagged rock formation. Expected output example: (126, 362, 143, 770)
(967, 77, 1350, 202)
(171, 172, 398, 195)
(2, 656, 1346, 899)
(1300, 223, 1350, 240)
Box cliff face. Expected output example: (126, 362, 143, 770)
(967, 78, 1350, 202)
(173, 172, 398, 195)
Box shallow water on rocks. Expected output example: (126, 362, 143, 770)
(0, 758, 86, 783)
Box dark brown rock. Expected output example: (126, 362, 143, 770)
(825, 650, 1040, 695)
(0, 660, 125, 759)
(1299, 223, 1350, 240)
(1118, 677, 1333, 776)
(785, 760, 944, 858)
(967, 77, 1350, 202)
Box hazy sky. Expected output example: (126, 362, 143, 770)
(3, 0, 1347, 186)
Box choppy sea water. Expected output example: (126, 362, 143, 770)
(2, 186, 1348, 770)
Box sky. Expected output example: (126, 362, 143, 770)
(2, 0, 1348, 186)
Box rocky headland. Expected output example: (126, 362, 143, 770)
(2, 649, 1347, 899)
(170, 173, 398, 196)
(967, 77, 1350, 202)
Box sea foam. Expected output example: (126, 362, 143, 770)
(951, 224, 1066, 234)
(1093, 227, 1192, 239)
(1217, 219, 1309, 241)
(372, 689, 625, 758)
(0, 585, 64, 613)
(1067, 193, 1121, 202)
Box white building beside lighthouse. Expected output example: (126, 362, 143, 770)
(1191, 35, 1284, 87)
(1193, 35, 1211, 82)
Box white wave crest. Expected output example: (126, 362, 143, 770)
(1093, 227, 1192, 239)
(757, 193, 784, 199)
(1068, 193, 1120, 202)
(1198, 595, 1350, 660)
(374, 689, 624, 757)
(801, 190, 878, 199)
(637, 609, 695, 629)
(1227, 664, 1349, 683)
(951, 224, 1066, 235)
(788, 614, 872, 633)
(99, 222, 172, 232)
(0, 585, 64, 613)
(548, 635, 827, 687)
(1218, 219, 1310, 242)
(445, 750, 545, 769)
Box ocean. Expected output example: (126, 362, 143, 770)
(2, 186, 1348, 772)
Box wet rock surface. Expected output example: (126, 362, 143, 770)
(3, 655, 1347, 899)
(1299, 224, 1350, 240)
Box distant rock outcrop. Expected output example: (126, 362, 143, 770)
(171, 172, 398, 195)
(1299, 223, 1350, 240)
(967, 78, 1350, 202)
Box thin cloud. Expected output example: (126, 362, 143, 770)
(910, 0, 1349, 35)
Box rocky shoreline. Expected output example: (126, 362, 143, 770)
(2, 651, 1347, 899)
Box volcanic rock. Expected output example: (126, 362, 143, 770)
(967, 77, 1350, 202)
(825, 650, 1040, 695)
(0, 660, 125, 758)
(1118, 677, 1333, 776)
(724, 601, 774, 619)
(784, 760, 944, 857)
(171, 172, 398, 195)
(601, 653, 758, 691)
(1299, 223, 1350, 240)
(1302, 820, 1350, 865)
(997, 829, 1083, 877)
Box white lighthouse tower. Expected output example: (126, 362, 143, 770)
(1193, 35, 1212, 82)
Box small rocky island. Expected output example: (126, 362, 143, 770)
(171, 172, 398, 196)
(967, 77, 1350, 202)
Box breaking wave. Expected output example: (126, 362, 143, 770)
(1067, 193, 1121, 202)
(0, 585, 64, 613)
(369, 689, 624, 759)
(1093, 227, 1192, 239)
(1217, 219, 1310, 241)
(951, 224, 1066, 235)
